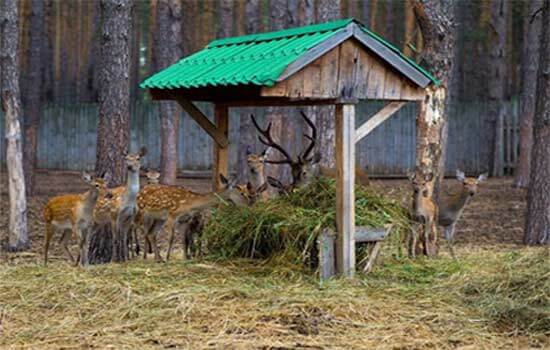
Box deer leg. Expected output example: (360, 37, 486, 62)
(44, 223, 55, 266)
(180, 222, 191, 260)
(408, 225, 417, 258)
(77, 226, 90, 267)
(60, 229, 76, 265)
(423, 220, 431, 256)
(149, 220, 165, 263)
(445, 224, 456, 259)
(166, 217, 176, 261)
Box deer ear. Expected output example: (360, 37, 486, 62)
(477, 173, 488, 182)
(219, 174, 229, 186)
(456, 169, 465, 182)
(139, 146, 148, 157)
(311, 152, 321, 164)
(424, 172, 434, 182)
(82, 172, 92, 182)
(260, 147, 269, 158)
(407, 171, 416, 181)
(246, 145, 253, 155)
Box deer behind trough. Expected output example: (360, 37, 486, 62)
(246, 146, 269, 201)
(43, 172, 107, 266)
(408, 171, 437, 257)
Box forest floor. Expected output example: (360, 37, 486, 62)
(0, 171, 548, 349)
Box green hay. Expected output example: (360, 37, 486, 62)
(202, 177, 412, 270)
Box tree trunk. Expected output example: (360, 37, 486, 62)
(412, 0, 456, 256)
(404, 0, 415, 57)
(155, 0, 182, 185)
(22, 0, 44, 196)
(488, 0, 508, 177)
(514, 0, 542, 188)
(315, 0, 340, 169)
(1, 0, 29, 251)
(524, 0, 550, 246)
(236, 0, 261, 183)
(95, 0, 132, 187)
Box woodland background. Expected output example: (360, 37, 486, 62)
(0, 0, 528, 177)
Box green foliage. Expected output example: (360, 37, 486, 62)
(202, 177, 412, 269)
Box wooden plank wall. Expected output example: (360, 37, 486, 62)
(0, 100, 518, 176)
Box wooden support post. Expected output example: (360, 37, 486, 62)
(335, 104, 356, 277)
(212, 105, 229, 190)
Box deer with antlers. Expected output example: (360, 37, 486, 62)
(251, 112, 369, 194)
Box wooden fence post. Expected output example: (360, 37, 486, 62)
(335, 103, 356, 277)
(212, 104, 229, 190)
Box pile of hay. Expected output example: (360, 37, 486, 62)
(202, 177, 412, 270)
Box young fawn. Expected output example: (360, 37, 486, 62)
(137, 175, 254, 262)
(43, 172, 107, 266)
(438, 170, 487, 257)
(246, 146, 269, 201)
(93, 147, 147, 262)
(408, 171, 438, 257)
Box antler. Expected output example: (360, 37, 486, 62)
(299, 111, 317, 162)
(250, 114, 294, 164)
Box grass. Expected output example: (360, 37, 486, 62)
(0, 248, 547, 349)
(202, 177, 411, 271)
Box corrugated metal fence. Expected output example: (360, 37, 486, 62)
(0, 100, 519, 176)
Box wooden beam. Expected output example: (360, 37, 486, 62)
(212, 105, 229, 190)
(172, 96, 229, 148)
(335, 104, 356, 277)
(276, 23, 354, 82)
(354, 101, 406, 143)
(355, 227, 388, 243)
(351, 24, 432, 88)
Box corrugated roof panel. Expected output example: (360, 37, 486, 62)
(140, 18, 438, 90)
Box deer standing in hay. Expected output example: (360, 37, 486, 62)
(136, 175, 261, 262)
(251, 111, 369, 194)
(408, 169, 487, 257)
(43, 172, 108, 266)
(93, 147, 147, 262)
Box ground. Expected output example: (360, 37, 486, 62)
(0, 171, 547, 349)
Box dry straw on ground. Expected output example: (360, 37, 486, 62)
(1, 247, 547, 349)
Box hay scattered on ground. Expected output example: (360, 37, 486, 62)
(203, 177, 411, 270)
(0, 248, 547, 349)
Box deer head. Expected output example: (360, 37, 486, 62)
(456, 170, 487, 197)
(407, 170, 434, 199)
(124, 146, 147, 172)
(251, 111, 320, 189)
(144, 168, 161, 184)
(246, 146, 268, 176)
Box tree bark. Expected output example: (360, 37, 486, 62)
(95, 0, 132, 187)
(514, 0, 542, 188)
(1, 0, 29, 251)
(524, 0, 550, 246)
(23, 0, 44, 196)
(488, 0, 508, 177)
(412, 0, 456, 256)
(155, 0, 182, 185)
(315, 0, 340, 169)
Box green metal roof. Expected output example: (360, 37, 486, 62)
(140, 18, 438, 91)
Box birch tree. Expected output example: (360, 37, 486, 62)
(1, 0, 28, 251)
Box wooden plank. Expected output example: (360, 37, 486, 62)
(363, 241, 382, 274)
(337, 40, 359, 99)
(172, 96, 229, 148)
(351, 24, 431, 88)
(355, 101, 406, 143)
(212, 105, 229, 190)
(319, 44, 341, 98)
(276, 23, 354, 82)
(355, 226, 388, 242)
(365, 56, 387, 99)
(383, 69, 402, 99)
(335, 104, 356, 277)
(318, 228, 336, 281)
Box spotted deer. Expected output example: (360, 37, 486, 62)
(137, 175, 255, 262)
(438, 170, 487, 257)
(246, 146, 269, 201)
(408, 170, 437, 257)
(43, 172, 107, 266)
(252, 112, 370, 194)
(93, 147, 147, 262)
